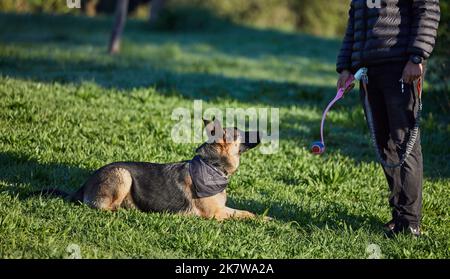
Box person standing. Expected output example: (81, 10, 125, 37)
(336, 0, 440, 236)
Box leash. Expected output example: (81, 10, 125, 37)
(311, 67, 423, 169)
(360, 68, 423, 168)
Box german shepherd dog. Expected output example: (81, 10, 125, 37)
(41, 119, 266, 221)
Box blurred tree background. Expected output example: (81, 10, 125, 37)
(0, 0, 447, 96)
(0, 0, 349, 35)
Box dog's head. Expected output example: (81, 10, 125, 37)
(195, 118, 261, 175)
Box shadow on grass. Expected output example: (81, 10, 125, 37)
(0, 152, 89, 197)
(0, 12, 341, 64)
(0, 151, 383, 232)
(228, 195, 384, 233)
(0, 53, 333, 106)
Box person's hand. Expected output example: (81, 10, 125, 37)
(337, 70, 351, 90)
(402, 61, 423, 84)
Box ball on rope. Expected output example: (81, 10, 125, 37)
(310, 141, 325, 155)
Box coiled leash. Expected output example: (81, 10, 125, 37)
(359, 68, 423, 168)
(311, 67, 422, 169)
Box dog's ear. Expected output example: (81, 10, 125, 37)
(204, 117, 223, 140)
(203, 118, 212, 127)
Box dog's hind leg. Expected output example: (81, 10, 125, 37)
(83, 167, 133, 211)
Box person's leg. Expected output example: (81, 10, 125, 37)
(361, 65, 402, 225)
(376, 62, 423, 230)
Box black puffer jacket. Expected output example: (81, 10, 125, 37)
(336, 0, 440, 73)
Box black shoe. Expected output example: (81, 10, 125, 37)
(406, 225, 421, 237)
(383, 219, 396, 232)
(386, 222, 421, 238)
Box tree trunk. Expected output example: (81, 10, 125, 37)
(149, 0, 166, 24)
(108, 0, 129, 54)
(82, 0, 98, 17)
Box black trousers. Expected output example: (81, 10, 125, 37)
(360, 61, 424, 227)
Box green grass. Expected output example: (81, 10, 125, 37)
(0, 13, 449, 259)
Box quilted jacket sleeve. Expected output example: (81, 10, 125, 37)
(336, 2, 355, 73)
(407, 0, 441, 59)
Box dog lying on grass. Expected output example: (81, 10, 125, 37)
(38, 119, 268, 221)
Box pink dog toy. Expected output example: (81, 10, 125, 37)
(310, 69, 362, 155)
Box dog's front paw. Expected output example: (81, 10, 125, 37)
(263, 216, 274, 221)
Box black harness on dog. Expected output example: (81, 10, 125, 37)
(189, 155, 229, 198)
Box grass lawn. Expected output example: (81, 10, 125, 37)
(0, 13, 449, 259)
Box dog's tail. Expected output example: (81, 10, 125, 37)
(29, 187, 84, 203)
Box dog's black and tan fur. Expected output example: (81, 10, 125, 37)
(42, 119, 264, 221)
